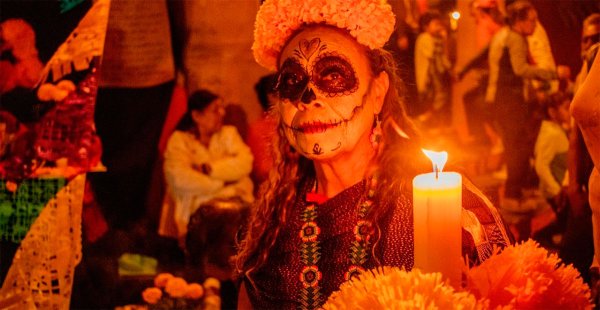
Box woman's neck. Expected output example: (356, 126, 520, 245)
(194, 126, 212, 147)
(313, 140, 377, 198)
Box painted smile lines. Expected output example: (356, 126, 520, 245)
(290, 120, 342, 134)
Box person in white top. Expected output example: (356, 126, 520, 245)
(159, 89, 254, 242)
(414, 10, 452, 126)
(534, 93, 570, 201)
(527, 21, 559, 95)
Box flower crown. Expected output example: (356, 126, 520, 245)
(253, 0, 396, 71)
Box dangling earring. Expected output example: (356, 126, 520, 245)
(370, 114, 382, 149)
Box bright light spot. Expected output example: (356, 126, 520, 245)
(422, 149, 448, 173)
(451, 11, 461, 20)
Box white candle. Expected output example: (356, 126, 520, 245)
(413, 149, 462, 288)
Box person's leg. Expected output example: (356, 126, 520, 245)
(498, 120, 528, 200)
(495, 100, 532, 241)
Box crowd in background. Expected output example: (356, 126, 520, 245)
(150, 0, 600, 304)
(6, 0, 586, 308)
(390, 0, 600, 289)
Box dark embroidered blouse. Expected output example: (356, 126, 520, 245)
(245, 180, 511, 309)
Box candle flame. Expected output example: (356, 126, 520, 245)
(451, 11, 461, 20)
(422, 149, 448, 178)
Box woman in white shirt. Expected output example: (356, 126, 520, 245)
(159, 90, 253, 241)
(534, 92, 570, 203)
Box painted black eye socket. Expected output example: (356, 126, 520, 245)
(276, 58, 309, 101)
(312, 55, 358, 96)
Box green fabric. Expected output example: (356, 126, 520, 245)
(0, 178, 66, 243)
(118, 253, 158, 276)
(59, 0, 86, 13)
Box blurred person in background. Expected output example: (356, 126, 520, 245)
(485, 1, 569, 237)
(414, 10, 453, 127)
(159, 90, 253, 245)
(562, 13, 600, 288)
(532, 92, 571, 248)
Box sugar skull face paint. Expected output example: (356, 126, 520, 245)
(277, 51, 359, 102)
(277, 26, 381, 160)
(311, 52, 358, 97)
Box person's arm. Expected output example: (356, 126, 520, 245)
(567, 128, 590, 218)
(414, 33, 434, 93)
(571, 51, 600, 166)
(571, 49, 600, 278)
(506, 31, 556, 81)
(457, 45, 490, 80)
(206, 126, 254, 182)
(163, 131, 224, 195)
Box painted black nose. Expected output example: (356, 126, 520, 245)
(300, 87, 316, 104)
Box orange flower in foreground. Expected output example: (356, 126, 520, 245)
(323, 266, 484, 309)
(165, 277, 188, 298)
(154, 272, 174, 288)
(185, 283, 205, 299)
(141, 287, 162, 304)
(466, 240, 592, 309)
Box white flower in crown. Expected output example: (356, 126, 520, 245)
(252, 0, 396, 71)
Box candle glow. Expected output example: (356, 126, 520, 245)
(413, 149, 462, 288)
(422, 149, 447, 179)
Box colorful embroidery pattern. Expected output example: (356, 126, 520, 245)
(298, 177, 376, 309)
(345, 190, 374, 281)
(298, 200, 323, 309)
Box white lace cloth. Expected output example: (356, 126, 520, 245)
(0, 174, 85, 309)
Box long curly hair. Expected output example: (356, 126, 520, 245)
(234, 35, 429, 285)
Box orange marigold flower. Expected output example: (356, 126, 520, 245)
(5, 181, 17, 192)
(165, 277, 188, 298)
(184, 283, 204, 300)
(141, 287, 162, 304)
(153, 272, 174, 288)
(466, 240, 593, 309)
(324, 267, 483, 309)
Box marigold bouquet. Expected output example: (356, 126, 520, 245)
(324, 267, 485, 309)
(323, 241, 592, 309)
(141, 273, 221, 310)
(465, 240, 592, 309)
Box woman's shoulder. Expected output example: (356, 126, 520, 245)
(169, 129, 192, 140)
(165, 130, 196, 147)
(220, 125, 240, 134)
(216, 125, 245, 141)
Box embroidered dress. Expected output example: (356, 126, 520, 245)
(245, 179, 511, 309)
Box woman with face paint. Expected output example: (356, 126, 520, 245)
(235, 1, 512, 309)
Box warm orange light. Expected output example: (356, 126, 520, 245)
(451, 11, 461, 20)
(422, 149, 448, 178)
(449, 11, 460, 31)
